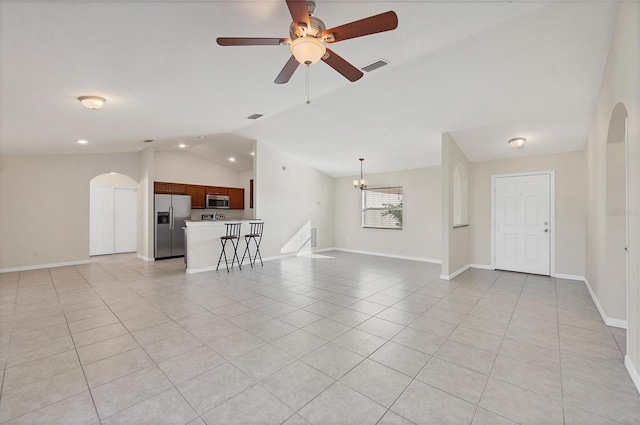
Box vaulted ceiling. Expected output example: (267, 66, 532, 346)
(0, 1, 618, 176)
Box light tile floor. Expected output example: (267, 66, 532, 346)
(0, 251, 637, 424)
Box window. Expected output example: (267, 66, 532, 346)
(362, 187, 403, 229)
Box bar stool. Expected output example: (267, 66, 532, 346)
(216, 223, 242, 272)
(241, 222, 264, 267)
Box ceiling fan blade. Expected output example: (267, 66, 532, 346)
(322, 11, 398, 43)
(286, 0, 311, 30)
(274, 55, 300, 84)
(217, 37, 289, 46)
(322, 49, 363, 82)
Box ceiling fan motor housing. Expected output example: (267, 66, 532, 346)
(289, 15, 326, 40)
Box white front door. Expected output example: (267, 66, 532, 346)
(494, 174, 551, 275)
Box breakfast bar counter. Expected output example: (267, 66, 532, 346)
(184, 219, 261, 274)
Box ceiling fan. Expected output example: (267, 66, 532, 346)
(217, 0, 398, 84)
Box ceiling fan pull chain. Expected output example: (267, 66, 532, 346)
(305, 63, 311, 104)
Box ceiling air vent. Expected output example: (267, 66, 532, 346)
(143, 139, 154, 143)
(361, 59, 388, 73)
(247, 113, 263, 120)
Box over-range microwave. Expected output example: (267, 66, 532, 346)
(206, 194, 229, 209)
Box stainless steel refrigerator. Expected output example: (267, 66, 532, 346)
(154, 194, 191, 259)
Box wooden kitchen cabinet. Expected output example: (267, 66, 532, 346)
(154, 182, 186, 194)
(205, 186, 228, 196)
(154, 182, 169, 193)
(168, 183, 186, 194)
(228, 188, 244, 210)
(156, 182, 243, 210)
(185, 185, 205, 209)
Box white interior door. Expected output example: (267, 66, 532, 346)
(114, 188, 137, 253)
(90, 187, 115, 256)
(494, 174, 551, 275)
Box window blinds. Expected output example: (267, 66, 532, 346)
(362, 187, 403, 229)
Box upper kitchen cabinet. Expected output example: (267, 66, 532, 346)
(205, 186, 228, 196)
(228, 188, 244, 210)
(185, 185, 205, 209)
(154, 182, 186, 194)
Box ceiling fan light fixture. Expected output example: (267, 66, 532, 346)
(290, 37, 326, 65)
(509, 138, 526, 148)
(78, 96, 106, 110)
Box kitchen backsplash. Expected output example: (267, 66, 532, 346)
(190, 209, 243, 221)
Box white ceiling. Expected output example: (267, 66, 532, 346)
(0, 1, 617, 176)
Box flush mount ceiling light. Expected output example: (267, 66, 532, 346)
(229, 157, 236, 162)
(77, 96, 106, 110)
(77, 139, 89, 144)
(178, 143, 187, 148)
(509, 138, 526, 148)
(353, 158, 368, 190)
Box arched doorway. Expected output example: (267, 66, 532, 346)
(605, 102, 628, 329)
(90, 173, 138, 256)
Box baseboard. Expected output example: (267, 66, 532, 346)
(553, 273, 584, 281)
(0, 259, 90, 273)
(469, 264, 493, 270)
(583, 277, 628, 329)
(625, 356, 640, 394)
(605, 317, 628, 329)
(440, 264, 470, 280)
(333, 248, 441, 264)
(136, 254, 155, 262)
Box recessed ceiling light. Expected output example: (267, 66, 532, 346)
(78, 96, 106, 110)
(508, 138, 526, 148)
(178, 143, 187, 148)
(250, 152, 255, 156)
(229, 157, 236, 162)
(77, 139, 89, 144)
(109, 172, 117, 175)
(199, 135, 205, 139)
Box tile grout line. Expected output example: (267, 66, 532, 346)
(556, 275, 568, 425)
(368, 268, 499, 424)
(4, 255, 632, 425)
(55, 266, 105, 425)
(80, 260, 208, 425)
(468, 270, 523, 425)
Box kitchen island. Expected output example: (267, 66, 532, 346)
(184, 220, 261, 274)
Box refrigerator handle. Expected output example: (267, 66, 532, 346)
(170, 206, 174, 230)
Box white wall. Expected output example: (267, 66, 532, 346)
(606, 141, 627, 321)
(138, 147, 154, 261)
(585, 1, 639, 384)
(154, 151, 243, 188)
(333, 166, 441, 262)
(469, 150, 586, 277)
(442, 133, 471, 277)
(91, 173, 138, 188)
(0, 153, 140, 271)
(240, 169, 255, 220)
(254, 141, 334, 258)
